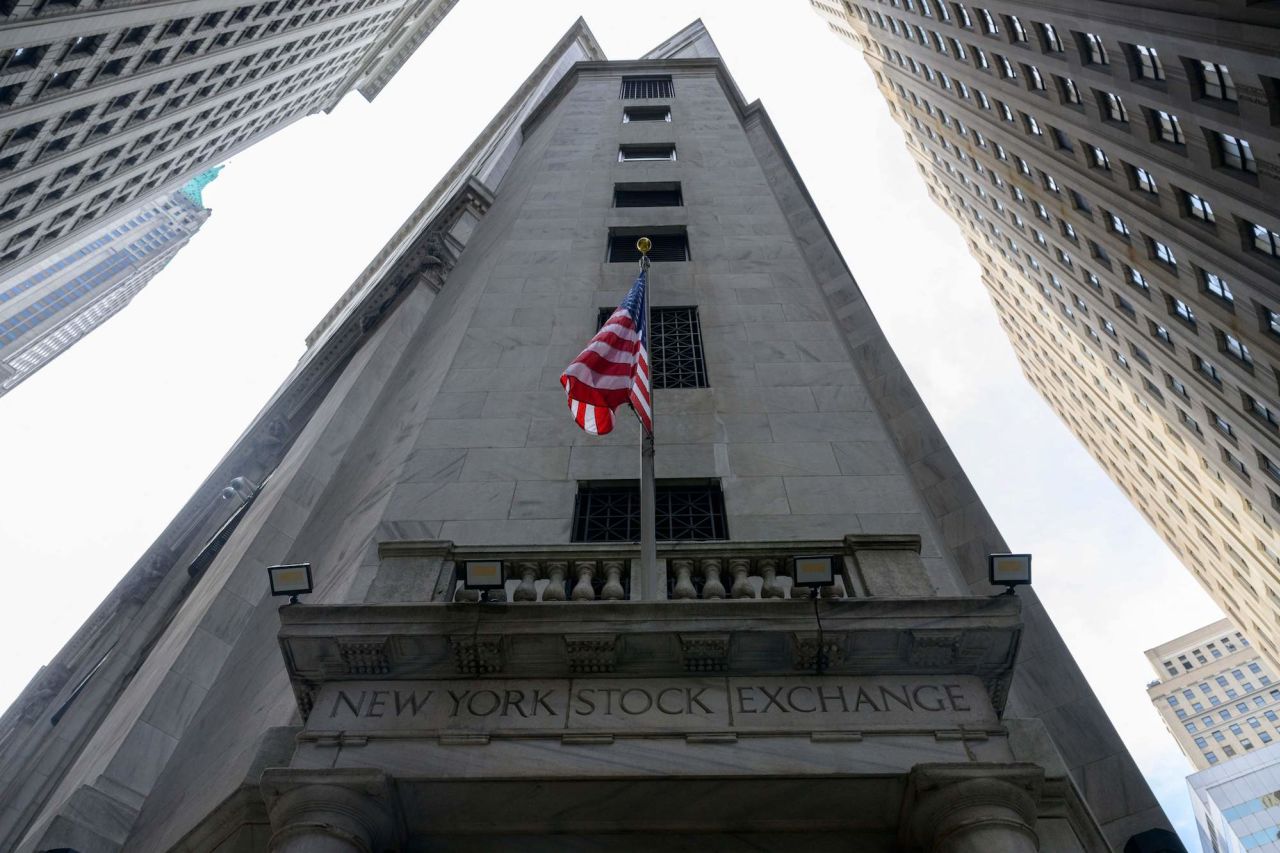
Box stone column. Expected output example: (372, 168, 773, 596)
(904, 764, 1043, 853)
(262, 769, 401, 853)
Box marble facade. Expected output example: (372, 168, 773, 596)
(0, 18, 1176, 853)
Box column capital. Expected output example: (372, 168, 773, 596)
(902, 763, 1044, 853)
(261, 768, 402, 853)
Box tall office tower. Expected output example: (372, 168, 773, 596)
(1186, 743, 1280, 852)
(809, 2, 1280, 665)
(0, 18, 1178, 852)
(1145, 618, 1280, 771)
(0, 0, 458, 279)
(0, 165, 219, 395)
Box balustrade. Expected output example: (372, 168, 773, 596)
(447, 542, 864, 603)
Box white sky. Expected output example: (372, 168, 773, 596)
(0, 0, 1221, 844)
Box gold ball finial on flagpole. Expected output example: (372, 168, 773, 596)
(636, 236, 652, 255)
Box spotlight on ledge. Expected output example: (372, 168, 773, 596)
(988, 553, 1032, 595)
(267, 563, 313, 604)
(463, 560, 505, 601)
(792, 555, 836, 591)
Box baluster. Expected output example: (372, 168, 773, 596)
(514, 561, 539, 602)
(601, 559, 625, 600)
(572, 561, 596, 601)
(671, 559, 697, 599)
(760, 558, 785, 599)
(729, 557, 754, 599)
(701, 558, 725, 599)
(542, 561, 568, 601)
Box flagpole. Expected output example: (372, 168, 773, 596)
(636, 238, 657, 598)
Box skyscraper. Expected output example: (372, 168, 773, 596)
(0, 18, 1176, 851)
(0, 0, 458, 278)
(0, 165, 220, 395)
(1186, 742, 1280, 852)
(1144, 618, 1279, 771)
(810, 0, 1280, 667)
(1145, 620, 1280, 850)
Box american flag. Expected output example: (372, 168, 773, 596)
(560, 269, 652, 436)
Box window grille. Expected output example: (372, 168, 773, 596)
(620, 76, 674, 99)
(613, 183, 682, 208)
(571, 481, 727, 542)
(619, 144, 676, 163)
(608, 231, 688, 263)
(596, 305, 708, 389)
(623, 105, 671, 123)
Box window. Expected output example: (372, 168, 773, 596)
(1212, 409, 1236, 439)
(619, 144, 676, 162)
(1252, 223, 1280, 257)
(1027, 65, 1045, 91)
(1194, 354, 1223, 385)
(1125, 265, 1150, 293)
(1202, 271, 1234, 306)
(1039, 22, 1064, 52)
(978, 7, 999, 34)
(648, 306, 708, 388)
(1171, 297, 1197, 326)
(1154, 110, 1185, 145)
(613, 183, 682, 208)
(1152, 239, 1177, 268)
(620, 76, 674, 99)
(1132, 44, 1165, 80)
(997, 54, 1017, 79)
(1059, 76, 1082, 104)
(1081, 32, 1109, 65)
(1008, 15, 1027, 42)
(1261, 306, 1280, 338)
(1132, 166, 1158, 195)
(1213, 133, 1256, 173)
(1088, 144, 1111, 170)
(1108, 212, 1131, 237)
(1184, 191, 1215, 223)
(623, 105, 671, 123)
(1221, 331, 1253, 367)
(1262, 452, 1280, 484)
(1103, 92, 1129, 123)
(607, 230, 688, 262)
(1197, 61, 1237, 102)
(572, 481, 726, 542)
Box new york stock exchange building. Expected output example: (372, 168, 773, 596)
(0, 19, 1185, 853)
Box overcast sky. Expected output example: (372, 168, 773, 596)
(0, 0, 1221, 844)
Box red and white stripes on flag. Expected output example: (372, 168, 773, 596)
(560, 269, 652, 436)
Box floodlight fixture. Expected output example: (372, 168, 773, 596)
(267, 563, 313, 604)
(463, 560, 505, 595)
(792, 555, 836, 589)
(988, 553, 1032, 594)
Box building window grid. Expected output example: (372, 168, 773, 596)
(571, 482, 727, 543)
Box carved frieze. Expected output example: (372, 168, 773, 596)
(679, 633, 730, 672)
(450, 634, 504, 675)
